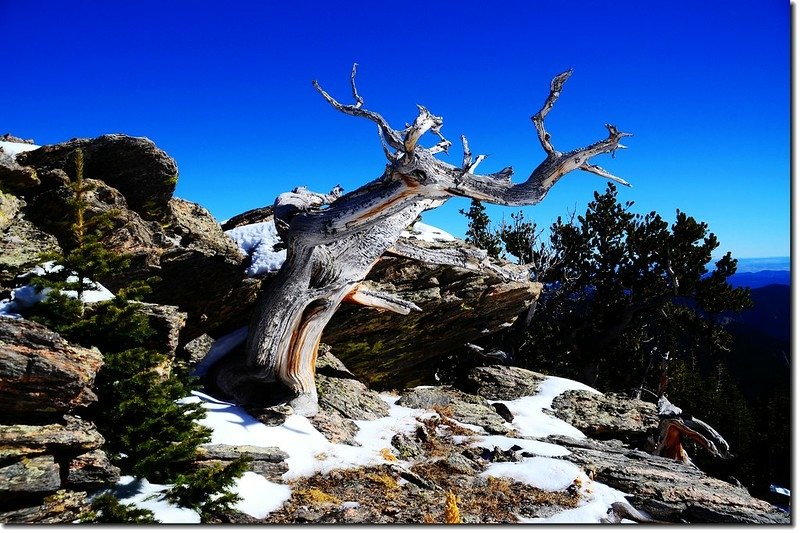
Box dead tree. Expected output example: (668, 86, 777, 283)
(216, 65, 631, 415)
(655, 396, 731, 464)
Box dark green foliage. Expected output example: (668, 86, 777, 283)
(460, 199, 502, 259)
(518, 183, 751, 390)
(166, 457, 250, 522)
(91, 348, 211, 482)
(498, 211, 537, 265)
(81, 493, 158, 524)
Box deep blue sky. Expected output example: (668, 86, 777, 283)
(1, 1, 789, 259)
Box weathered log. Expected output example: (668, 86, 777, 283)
(654, 396, 731, 464)
(217, 65, 630, 414)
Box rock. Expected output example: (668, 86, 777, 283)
(182, 334, 214, 364)
(5, 135, 251, 341)
(463, 365, 547, 400)
(247, 405, 293, 427)
(0, 317, 102, 420)
(436, 453, 480, 475)
(491, 402, 514, 423)
(551, 390, 659, 446)
(313, 350, 389, 421)
(547, 435, 789, 524)
(136, 302, 187, 357)
(16, 134, 178, 219)
(396, 386, 511, 435)
(324, 245, 540, 389)
(66, 450, 120, 489)
(197, 444, 289, 482)
(0, 416, 105, 461)
(0, 216, 60, 291)
(197, 444, 289, 463)
(0, 489, 89, 524)
(390, 433, 424, 460)
(0, 455, 61, 495)
(0, 192, 21, 232)
(1, 134, 36, 144)
(316, 373, 390, 421)
(0, 150, 39, 190)
(309, 409, 360, 445)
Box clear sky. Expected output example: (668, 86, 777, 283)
(0, 0, 790, 259)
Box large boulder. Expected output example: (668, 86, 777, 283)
(463, 365, 547, 401)
(0, 317, 102, 420)
(548, 435, 788, 524)
(2, 135, 251, 341)
(551, 389, 660, 446)
(323, 244, 540, 389)
(15, 134, 178, 219)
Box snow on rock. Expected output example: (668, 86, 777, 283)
(111, 371, 622, 523)
(400, 221, 455, 243)
(482, 456, 581, 492)
(225, 221, 286, 276)
(498, 376, 601, 440)
(0, 140, 39, 157)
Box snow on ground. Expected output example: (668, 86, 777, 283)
(400, 221, 455, 242)
(224, 221, 286, 276)
(0, 140, 39, 157)
(114, 476, 201, 524)
(498, 376, 601, 440)
(111, 368, 625, 524)
(0, 262, 115, 318)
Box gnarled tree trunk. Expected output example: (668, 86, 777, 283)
(217, 65, 631, 414)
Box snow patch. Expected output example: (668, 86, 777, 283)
(225, 221, 286, 276)
(0, 140, 39, 157)
(499, 376, 601, 440)
(0, 262, 114, 317)
(400, 221, 455, 243)
(232, 472, 291, 518)
(113, 476, 201, 524)
(481, 456, 580, 492)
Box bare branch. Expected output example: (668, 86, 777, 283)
(313, 68, 405, 150)
(579, 162, 632, 187)
(350, 63, 364, 108)
(344, 283, 422, 315)
(468, 154, 488, 174)
(461, 135, 472, 169)
(531, 68, 573, 156)
(404, 105, 444, 154)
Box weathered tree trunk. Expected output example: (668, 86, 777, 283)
(654, 396, 731, 464)
(217, 65, 631, 414)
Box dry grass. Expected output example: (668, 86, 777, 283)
(380, 448, 398, 462)
(444, 491, 462, 524)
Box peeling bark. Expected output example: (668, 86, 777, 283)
(216, 65, 631, 414)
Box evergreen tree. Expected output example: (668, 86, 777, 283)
(498, 210, 537, 265)
(166, 457, 250, 522)
(459, 199, 502, 259)
(81, 494, 158, 524)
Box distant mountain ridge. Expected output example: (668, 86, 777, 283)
(729, 270, 790, 289)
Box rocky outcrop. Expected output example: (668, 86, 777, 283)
(196, 444, 289, 482)
(551, 389, 660, 446)
(315, 349, 390, 421)
(0, 317, 102, 418)
(547, 435, 787, 524)
(0, 318, 119, 522)
(463, 365, 547, 401)
(322, 249, 540, 389)
(2, 135, 251, 340)
(397, 386, 512, 435)
(15, 134, 178, 219)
